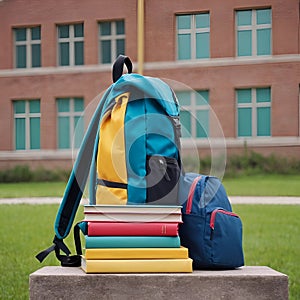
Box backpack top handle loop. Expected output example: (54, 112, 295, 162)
(112, 55, 133, 83)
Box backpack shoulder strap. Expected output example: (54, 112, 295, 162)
(36, 56, 133, 265)
(36, 86, 112, 265)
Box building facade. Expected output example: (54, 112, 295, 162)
(0, 0, 299, 170)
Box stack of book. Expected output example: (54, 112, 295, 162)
(81, 204, 193, 273)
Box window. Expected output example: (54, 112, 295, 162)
(14, 26, 41, 68)
(13, 100, 40, 150)
(176, 90, 209, 138)
(177, 13, 210, 60)
(57, 97, 84, 149)
(99, 20, 125, 64)
(58, 24, 84, 66)
(236, 87, 271, 137)
(236, 8, 272, 57)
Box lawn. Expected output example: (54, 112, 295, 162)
(0, 182, 66, 198)
(222, 174, 300, 196)
(0, 204, 83, 300)
(0, 174, 300, 199)
(0, 204, 299, 299)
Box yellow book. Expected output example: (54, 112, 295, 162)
(81, 257, 193, 273)
(85, 246, 189, 260)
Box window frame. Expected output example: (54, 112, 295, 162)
(176, 12, 210, 61)
(177, 90, 210, 139)
(13, 99, 41, 150)
(236, 87, 272, 138)
(14, 26, 41, 68)
(98, 20, 125, 64)
(236, 8, 272, 57)
(56, 97, 84, 149)
(57, 23, 84, 66)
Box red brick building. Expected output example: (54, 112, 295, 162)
(0, 0, 299, 170)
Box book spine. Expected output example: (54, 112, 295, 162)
(87, 222, 178, 236)
(85, 235, 181, 249)
(84, 213, 182, 223)
(82, 257, 193, 273)
(84, 247, 189, 259)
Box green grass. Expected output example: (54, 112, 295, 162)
(1, 174, 300, 198)
(222, 174, 300, 196)
(0, 204, 83, 299)
(0, 182, 66, 198)
(0, 204, 299, 299)
(233, 205, 300, 300)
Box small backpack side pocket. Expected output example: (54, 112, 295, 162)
(208, 209, 244, 269)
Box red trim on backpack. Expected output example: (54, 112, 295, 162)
(186, 176, 202, 214)
(210, 209, 240, 230)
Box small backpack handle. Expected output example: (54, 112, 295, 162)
(112, 55, 133, 83)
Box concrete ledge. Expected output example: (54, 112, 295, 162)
(29, 266, 288, 300)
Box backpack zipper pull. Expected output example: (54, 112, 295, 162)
(158, 158, 171, 181)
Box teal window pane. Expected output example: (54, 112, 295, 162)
(31, 44, 41, 67)
(58, 117, 70, 149)
(196, 13, 210, 28)
(257, 107, 271, 136)
(237, 10, 252, 26)
(15, 28, 27, 41)
(100, 22, 111, 36)
(237, 30, 252, 56)
(30, 100, 40, 113)
(238, 108, 252, 137)
(257, 9, 271, 25)
(30, 117, 40, 149)
(75, 41, 84, 65)
(74, 116, 84, 148)
(180, 110, 191, 138)
(57, 98, 70, 112)
(257, 28, 271, 55)
(58, 25, 69, 38)
(15, 118, 26, 150)
(116, 20, 125, 34)
(59, 42, 69, 66)
(16, 45, 26, 68)
(74, 23, 84, 37)
(177, 15, 191, 30)
(74, 98, 84, 112)
(237, 89, 252, 103)
(196, 32, 210, 58)
(116, 39, 125, 56)
(178, 34, 191, 60)
(256, 88, 271, 103)
(101, 40, 111, 63)
(196, 110, 209, 138)
(31, 27, 41, 40)
(196, 90, 209, 105)
(176, 91, 191, 106)
(14, 101, 25, 114)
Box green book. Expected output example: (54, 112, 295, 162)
(85, 235, 181, 249)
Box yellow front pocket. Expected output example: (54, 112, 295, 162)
(96, 184, 127, 205)
(97, 93, 129, 187)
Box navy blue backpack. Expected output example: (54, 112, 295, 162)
(179, 173, 244, 269)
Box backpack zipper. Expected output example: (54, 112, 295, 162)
(210, 209, 240, 239)
(186, 176, 202, 214)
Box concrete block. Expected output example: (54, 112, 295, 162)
(29, 266, 288, 300)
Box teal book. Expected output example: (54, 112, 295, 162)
(85, 235, 181, 249)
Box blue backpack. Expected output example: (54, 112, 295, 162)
(178, 173, 244, 269)
(36, 55, 182, 266)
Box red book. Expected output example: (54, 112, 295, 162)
(87, 222, 179, 236)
